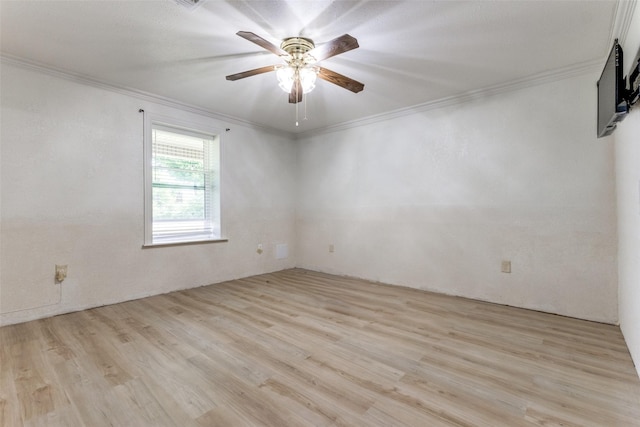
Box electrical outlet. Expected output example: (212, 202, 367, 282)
(257, 244, 263, 255)
(501, 260, 511, 274)
(55, 264, 68, 283)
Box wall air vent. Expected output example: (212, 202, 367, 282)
(174, 0, 205, 11)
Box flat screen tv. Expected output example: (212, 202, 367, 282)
(597, 39, 628, 138)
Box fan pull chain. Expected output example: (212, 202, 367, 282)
(304, 94, 308, 121)
(295, 72, 300, 126)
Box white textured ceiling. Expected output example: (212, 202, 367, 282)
(0, 0, 621, 134)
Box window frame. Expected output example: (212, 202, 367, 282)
(143, 112, 226, 247)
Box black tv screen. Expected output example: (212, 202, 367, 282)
(597, 39, 628, 138)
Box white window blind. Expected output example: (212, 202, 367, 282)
(145, 122, 221, 245)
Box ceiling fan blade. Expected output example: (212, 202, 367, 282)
(236, 31, 288, 57)
(289, 79, 303, 103)
(317, 67, 364, 93)
(308, 34, 359, 62)
(225, 65, 278, 81)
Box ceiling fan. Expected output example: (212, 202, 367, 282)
(225, 31, 364, 104)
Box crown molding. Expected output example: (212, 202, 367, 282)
(296, 0, 638, 139)
(0, 53, 291, 139)
(3, 0, 634, 143)
(611, 0, 637, 46)
(0, 52, 607, 141)
(296, 58, 602, 139)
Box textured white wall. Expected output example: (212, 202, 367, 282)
(0, 62, 297, 325)
(617, 3, 640, 380)
(296, 72, 618, 323)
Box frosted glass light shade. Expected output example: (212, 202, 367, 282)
(299, 67, 317, 93)
(276, 66, 317, 94)
(276, 67, 294, 92)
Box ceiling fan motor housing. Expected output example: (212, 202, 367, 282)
(280, 37, 317, 65)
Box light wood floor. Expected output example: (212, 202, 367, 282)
(1, 269, 639, 426)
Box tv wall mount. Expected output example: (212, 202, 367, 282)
(627, 52, 640, 107)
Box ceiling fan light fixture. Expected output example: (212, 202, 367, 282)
(276, 65, 318, 94)
(227, 31, 364, 108)
(276, 66, 294, 92)
(299, 67, 318, 93)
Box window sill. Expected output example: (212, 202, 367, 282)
(142, 238, 228, 248)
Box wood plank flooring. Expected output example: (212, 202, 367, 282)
(1, 268, 639, 426)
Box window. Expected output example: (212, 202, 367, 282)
(144, 117, 222, 246)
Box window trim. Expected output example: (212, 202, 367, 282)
(142, 112, 226, 247)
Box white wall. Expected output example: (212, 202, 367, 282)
(0, 55, 625, 332)
(617, 2, 640, 380)
(296, 72, 618, 324)
(0, 62, 297, 325)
